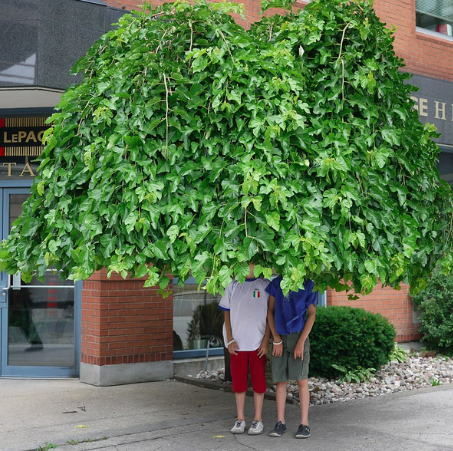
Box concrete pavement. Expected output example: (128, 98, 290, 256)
(1, 377, 452, 451)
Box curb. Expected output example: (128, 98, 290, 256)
(173, 375, 300, 404)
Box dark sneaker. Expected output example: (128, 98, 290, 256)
(268, 421, 287, 437)
(295, 424, 311, 439)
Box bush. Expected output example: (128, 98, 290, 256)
(310, 306, 396, 379)
(411, 272, 453, 355)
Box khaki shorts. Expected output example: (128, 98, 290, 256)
(271, 333, 310, 382)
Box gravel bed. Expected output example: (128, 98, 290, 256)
(194, 353, 453, 406)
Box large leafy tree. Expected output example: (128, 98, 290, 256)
(1, 0, 452, 296)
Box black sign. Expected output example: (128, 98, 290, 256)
(0, 127, 47, 148)
(408, 73, 453, 146)
(0, 116, 48, 157)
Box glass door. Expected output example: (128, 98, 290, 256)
(0, 188, 80, 377)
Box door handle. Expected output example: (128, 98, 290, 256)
(1, 278, 11, 297)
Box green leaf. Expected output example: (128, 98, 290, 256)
(265, 211, 280, 231)
(166, 225, 180, 243)
(144, 267, 160, 287)
(234, 261, 251, 283)
(219, 265, 233, 287)
(135, 263, 148, 279)
(151, 241, 168, 260)
(253, 228, 275, 251)
(381, 127, 401, 146)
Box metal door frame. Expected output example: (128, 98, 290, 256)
(0, 183, 81, 378)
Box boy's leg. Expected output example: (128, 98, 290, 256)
(230, 351, 248, 433)
(276, 381, 288, 423)
(253, 391, 264, 422)
(249, 351, 267, 422)
(235, 391, 246, 421)
(268, 381, 288, 437)
(297, 378, 309, 425)
(247, 352, 266, 435)
(293, 337, 311, 439)
(269, 339, 289, 437)
(271, 335, 291, 424)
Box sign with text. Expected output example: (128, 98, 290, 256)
(409, 74, 453, 146)
(0, 116, 49, 179)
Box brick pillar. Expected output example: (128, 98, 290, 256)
(326, 284, 422, 343)
(80, 269, 174, 386)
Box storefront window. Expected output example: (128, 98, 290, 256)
(416, 0, 453, 37)
(173, 278, 224, 356)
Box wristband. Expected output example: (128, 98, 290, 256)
(273, 340, 283, 345)
(227, 339, 236, 346)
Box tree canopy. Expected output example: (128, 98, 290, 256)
(1, 0, 452, 296)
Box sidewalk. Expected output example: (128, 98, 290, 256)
(1, 377, 452, 451)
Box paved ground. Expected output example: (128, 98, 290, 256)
(0, 377, 452, 451)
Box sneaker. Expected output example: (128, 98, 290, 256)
(248, 420, 264, 435)
(268, 421, 287, 437)
(230, 420, 246, 434)
(295, 424, 311, 439)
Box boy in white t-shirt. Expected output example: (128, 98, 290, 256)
(219, 264, 270, 436)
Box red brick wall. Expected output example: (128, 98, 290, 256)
(327, 285, 421, 343)
(81, 270, 173, 366)
(374, 0, 453, 82)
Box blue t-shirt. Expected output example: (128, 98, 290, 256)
(266, 275, 317, 335)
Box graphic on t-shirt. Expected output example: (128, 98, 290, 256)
(253, 289, 261, 298)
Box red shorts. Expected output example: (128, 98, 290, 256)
(230, 350, 267, 394)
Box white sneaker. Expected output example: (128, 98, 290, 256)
(231, 420, 246, 434)
(248, 420, 264, 435)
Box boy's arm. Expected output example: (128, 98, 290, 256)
(267, 295, 283, 357)
(224, 310, 239, 355)
(257, 319, 271, 358)
(294, 303, 316, 360)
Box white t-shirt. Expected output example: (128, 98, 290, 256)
(219, 278, 269, 351)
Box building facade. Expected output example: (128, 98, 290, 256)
(0, 0, 452, 384)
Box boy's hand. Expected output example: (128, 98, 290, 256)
(257, 339, 269, 358)
(228, 341, 239, 355)
(272, 343, 283, 357)
(294, 339, 305, 360)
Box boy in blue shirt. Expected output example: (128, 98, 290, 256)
(266, 275, 317, 439)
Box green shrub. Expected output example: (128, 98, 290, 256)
(310, 306, 396, 379)
(411, 272, 453, 355)
(389, 343, 408, 363)
(331, 364, 376, 383)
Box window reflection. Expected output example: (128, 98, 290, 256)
(0, 53, 36, 85)
(7, 273, 75, 367)
(438, 150, 453, 188)
(416, 0, 453, 36)
(173, 278, 224, 351)
(6, 193, 75, 368)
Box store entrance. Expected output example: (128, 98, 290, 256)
(0, 188, 80, 377)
